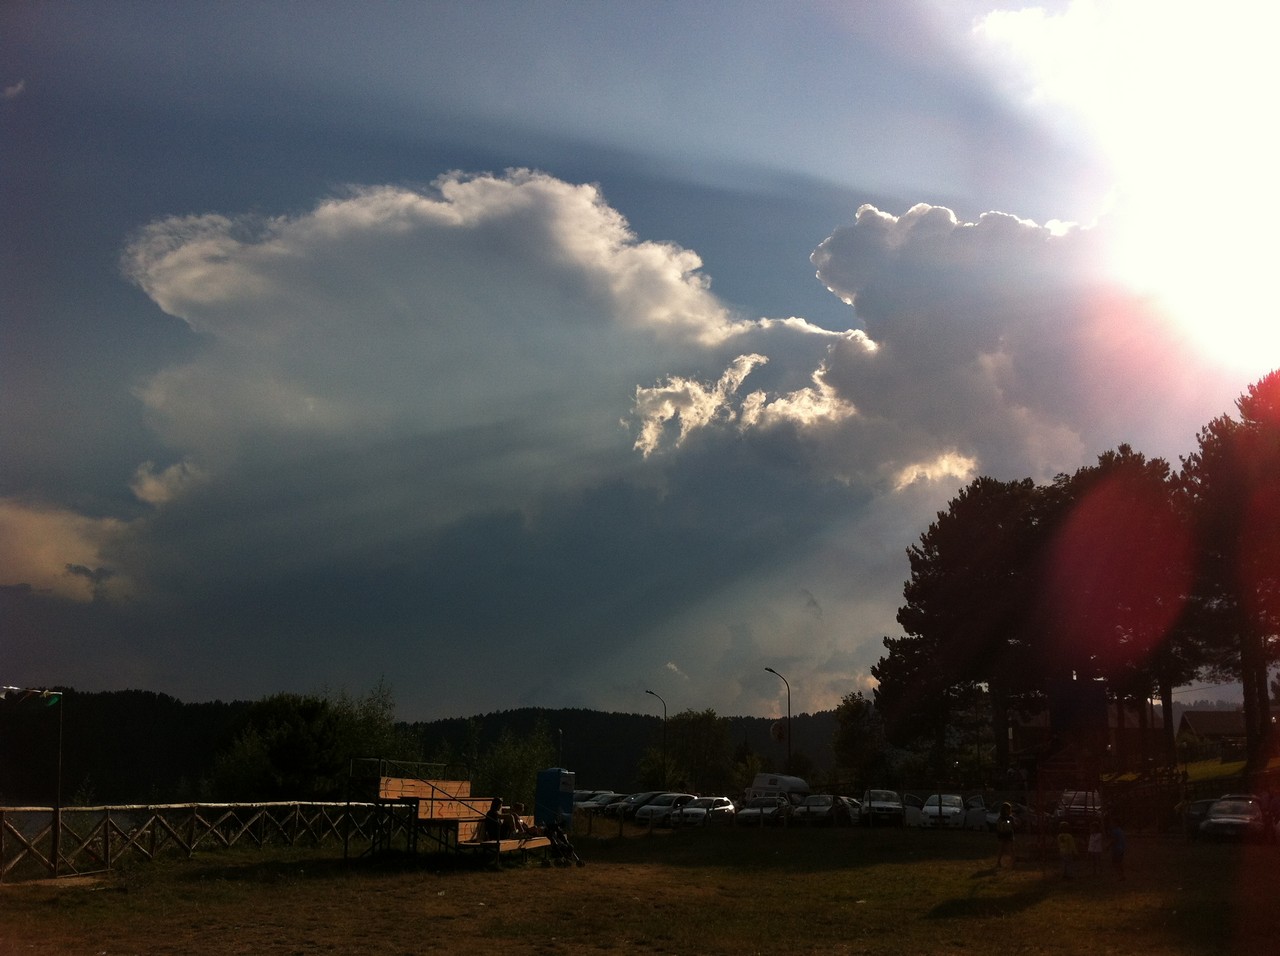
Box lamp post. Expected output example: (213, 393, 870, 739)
(645, 689, 667, 788)
(765, 667, 791, 771)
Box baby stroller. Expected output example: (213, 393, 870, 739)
(544, 818, 584, 867)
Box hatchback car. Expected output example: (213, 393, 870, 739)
(919, 793, 966, 828)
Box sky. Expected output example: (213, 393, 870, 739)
(3, 1, 1277, 723)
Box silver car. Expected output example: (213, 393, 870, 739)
(633, 792, 696, 826)
(669, 795, 736, 827)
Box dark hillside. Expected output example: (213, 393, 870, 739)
(2, 689, 843, 805)
(406, 707, 837, 792)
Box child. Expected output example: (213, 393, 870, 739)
(1057, 822, 1077, 879)
(1086, 820, 1103, 875)
(995, 802, 1015, 868)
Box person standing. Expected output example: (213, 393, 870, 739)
(1057, 823, 1078, 879)
(1086, 820, 1103, 875)
(995, 802, 1016, 868)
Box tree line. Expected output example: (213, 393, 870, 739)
(866, 370, 1280, 779)
(0, 686, 835, 808)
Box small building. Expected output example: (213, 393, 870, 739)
(1177, 710, 1246, 761)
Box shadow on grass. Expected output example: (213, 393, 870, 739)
(926, 881, 1054, 919)
(155, 845, 532, 886)
(575, 824, 1002, 874)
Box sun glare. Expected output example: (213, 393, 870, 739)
(976, 1, 1280, 372)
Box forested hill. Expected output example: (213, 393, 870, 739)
(405, 707, 838, 791)
(1, 688, 1233, 806)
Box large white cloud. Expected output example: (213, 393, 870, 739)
(3, 171, 1246, 719)
(121, 170, 745, 464)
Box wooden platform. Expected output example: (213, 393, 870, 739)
(377, 777, 551, 856)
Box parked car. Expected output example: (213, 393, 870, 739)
(903, 793, 925, 828)
(634, 792, 696, 826)
(573, 790, 614, 811)
(1055, 790, 1104, 829)
(1176, 798, 1215, 839)
(861, 789, 905, 827)
(792, 794, 859, 826)
(604, 791, 665, 819)
(1199, 797, 1270, 842)
(580, 792, 627, 815)
(918, 794, 966, 828)
(670, 796, 736, 827)
(737, 795, 792, 826)
(962, 795, 989, 830)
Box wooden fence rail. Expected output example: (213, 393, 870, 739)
(0, 802, 384, 883)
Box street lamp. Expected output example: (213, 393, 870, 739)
(645, 689, 667, 788)
(765, 667, 791, 771)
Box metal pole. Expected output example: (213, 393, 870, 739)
(766, 667, 791, 771)
(53, 693, 63, 877)
(645, 690, 667, 787)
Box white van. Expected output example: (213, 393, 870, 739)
(744, 772, 810, 806)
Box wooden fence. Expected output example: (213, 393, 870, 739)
(0, 801, 387, 883)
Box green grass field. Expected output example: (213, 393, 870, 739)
(1, 824, 1275, 954)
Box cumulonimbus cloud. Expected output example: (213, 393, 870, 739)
(3, 172, 1235, 719)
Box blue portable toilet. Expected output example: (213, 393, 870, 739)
(535, 767, 575, 829)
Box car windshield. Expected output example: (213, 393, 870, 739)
(867, 791, 897, 803)
(687, 798, 717, 809)
(926, 795, 963, 809)
(805, 795, 832, 807)
(746, 797, 777, 808)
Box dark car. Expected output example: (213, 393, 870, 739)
(603, 791, 665, 819)
(1199, 797, 1270, 842)
(737, 795, 792, 826)
(580, 792, 628, 816)
(861, 789, 905, 827)
(1055, 790, 1104, 830)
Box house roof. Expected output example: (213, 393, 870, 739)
(1110, 705, 1163, 730)
(1177, 710, 1245, 738)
